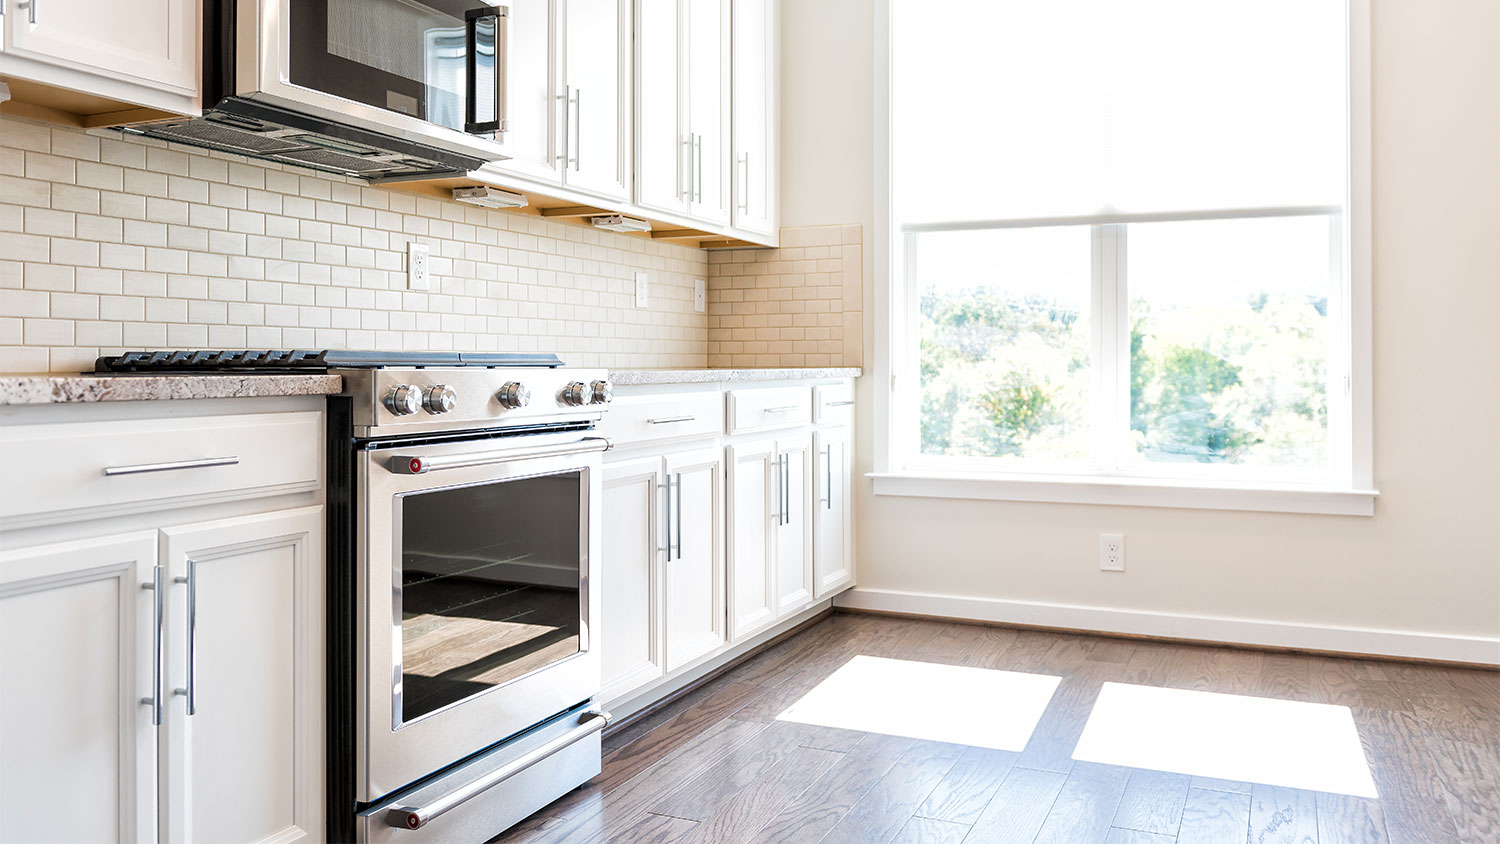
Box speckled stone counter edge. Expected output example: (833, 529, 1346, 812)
(0, 374, 345, 405)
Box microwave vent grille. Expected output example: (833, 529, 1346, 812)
(275, 148, 406, 174)
(150, 120, 305, 154)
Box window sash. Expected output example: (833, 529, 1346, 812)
(894, 207, 1350, 485)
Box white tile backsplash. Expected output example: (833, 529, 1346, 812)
(0, 116, 709, 374)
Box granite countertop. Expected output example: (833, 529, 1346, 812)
(609, 367, 862, 386)
(0, 374, 345, 406)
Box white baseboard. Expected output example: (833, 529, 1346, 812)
(834, 587, 1500, 666)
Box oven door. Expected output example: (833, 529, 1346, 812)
(358, 431, 606, 802)
(245, 0, 511, 163)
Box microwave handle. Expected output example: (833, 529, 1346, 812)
(388, 436, 611, 474)
(465, 6, 508, 134)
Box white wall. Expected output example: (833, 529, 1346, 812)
(781, 0, 1500, 660)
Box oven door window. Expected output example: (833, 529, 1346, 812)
(289, 0, 500, 136)
(397, 470, 583, 725)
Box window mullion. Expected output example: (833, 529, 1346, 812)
(1112, 223, 1130, 474)
(1093, 224, 1129, 474)
(1090, 225, 1110, 471)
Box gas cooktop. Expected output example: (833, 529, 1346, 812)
(93, 350, 565, 373)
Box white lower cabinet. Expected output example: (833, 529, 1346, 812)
(662, 447, 726, 670)
(0, 531, 160, 844)
(772, 433, 813, 617)
(601, 456, 666, 701)
(813, 426, 854, 597)
(726, 438, 776, 640)
(158, 508, 324, 844)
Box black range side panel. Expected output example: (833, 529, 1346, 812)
(325, 396, 358, 843)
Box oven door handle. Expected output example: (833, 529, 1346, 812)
(388, 710, 611, 830)
(389, 437, 611, 475)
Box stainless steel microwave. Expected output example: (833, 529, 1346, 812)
(132, 0, 511, 181)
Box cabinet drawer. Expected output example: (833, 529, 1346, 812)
(1, 411, 322, 528)
(598, 391, 724, 447)
(814, 383, 855, 424)
(727, 386, 812, 434)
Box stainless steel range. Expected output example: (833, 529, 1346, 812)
(95, 351, 616, 842)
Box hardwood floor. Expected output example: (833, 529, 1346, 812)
(493, 613, 1500, 844)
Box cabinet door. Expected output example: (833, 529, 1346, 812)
(487, 0, 565, 184)
(773, 433, 813, 616)
(6, 0, 195, 92)
(564, 0, 631, 200)
(730, 0, 776, 236)
(663, 446, 725, 671)
(0, 531, 159, 844)
(635, 0, 689, 213)
(601, 456, 666, 701)
(725, 439, 776, 640)
(686, 0, 731, 224)
(158, 508, 324, 844)
(813, 427, 854, 597)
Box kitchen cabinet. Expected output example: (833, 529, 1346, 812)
(726, 437, 776, 640)
(813, 426, 854, 597)
(772, 433, 813, 616)
(601, 455, 666, 701)
(635, 0, 730, 225)
(0, 0, 199, 118)
(663, 446, 726, 670)
(730, 0, 777, 237)
(158, 509, 323, 844)
(0, 531, 160, 844)
(480, 0, 632, 202)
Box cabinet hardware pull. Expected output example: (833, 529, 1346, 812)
(646, 415, 695, 424)
(571, 88, 582, 170)
(675, 472, 683, 558)
(104, 456, 239, 476)
(694, 134, 703, 203)
(172, 560, 198, 715)
(825, 400, 854, 407)
(389, 711, 610, 830)
(738, 153, 750, 213)
(557, 88, 570, 164)
(139, 566, 165, 726)
(762, 405, 798, 414)
(17, 0, 35, 24)
(822, 445, 833, 509)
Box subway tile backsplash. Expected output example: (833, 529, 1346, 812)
(0, 116, 709, 374)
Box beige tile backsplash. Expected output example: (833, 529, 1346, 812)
(0, 116, 859, 375)
(705, 224, 863, 368)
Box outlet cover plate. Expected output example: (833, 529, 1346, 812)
(694, 278, 706, 313)
(635, 271, 649, 308)
(1100, 533, 1125, 572)
(407, 242, 430, 291)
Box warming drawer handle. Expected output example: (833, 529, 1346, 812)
(104, 456, 239, 476)
(389, 437, 611, 474)
(388, 710, 611, 830)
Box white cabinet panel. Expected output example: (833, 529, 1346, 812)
(663, 447, 725, 671)
(813, 427, 853, 598)
(730, 0, 776, 236)
(564, 0, 631, 200)
(635, 0, 688, 214)
(158, 508, 323, 844)
(489, 0, 564, 183)
(686, 0, 730, 223)
(6, 0, 195, 92)
(773, 433, 812, 616)
(0, 531, 159, 844)
(601, 456, 666, 701)
(726, 438, 775, 641)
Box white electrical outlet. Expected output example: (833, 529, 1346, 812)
(694, 278, 706, 313)
(407, 242, 430, 291)
(1100, 533, 1125, 571)
(634, 271, 649, 308)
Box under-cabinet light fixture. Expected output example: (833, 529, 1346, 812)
(451, 186, 529, 209)
(590, 214, 652, 233)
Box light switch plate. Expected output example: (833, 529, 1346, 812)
(407, 242, 430, 291)
(694, 279, 706, 313)
(634, 271, 649, 308)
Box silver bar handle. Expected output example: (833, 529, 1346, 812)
(389, 711, 610, 830)
(681, 137, 692, 200)
(105, 456, 238, 477)
(647, 415, 696, 425)
(782, 453, 791, 526)
(825, 400, 855, 407)
(390, 437, 610, 474)
(172, 560, 197, 716)
(769, 453, 780, 525)
(738, 153, 749, 213)
(762, 405, 798, 414)
(139, 566, 164, 726)
(571, 88, 582, 170)
(674, 472, 683, 559)
(822, 445, 833, 509)
(17, 0, 35, 24)
(660, 474, 672, 559)
(694, 134, 703, 203)
(557, 87, 570, 164)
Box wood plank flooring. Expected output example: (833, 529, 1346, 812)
(493, 613, 1500, 844)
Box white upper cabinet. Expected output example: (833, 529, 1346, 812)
(563, 0, 632, 200)
(490, 0, 565, 184)
(3, 0, 195, 93)
(730, 0, 776, 237)
(686, 0, 730, 224)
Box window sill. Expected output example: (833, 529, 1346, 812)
(868, 471, 1378, 516)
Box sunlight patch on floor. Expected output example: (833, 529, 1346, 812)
(1073, 682, 1379, 797)
(775, 655, 1062, 751)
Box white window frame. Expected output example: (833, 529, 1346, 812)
(870, 0, 1376, 516)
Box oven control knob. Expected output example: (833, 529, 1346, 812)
(589, 379, 613, 405)
(496, 381, 530, 409)
(423, 385, 458, 414)
(384, 385, 422, 416)
(561, 381, 591, 407)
